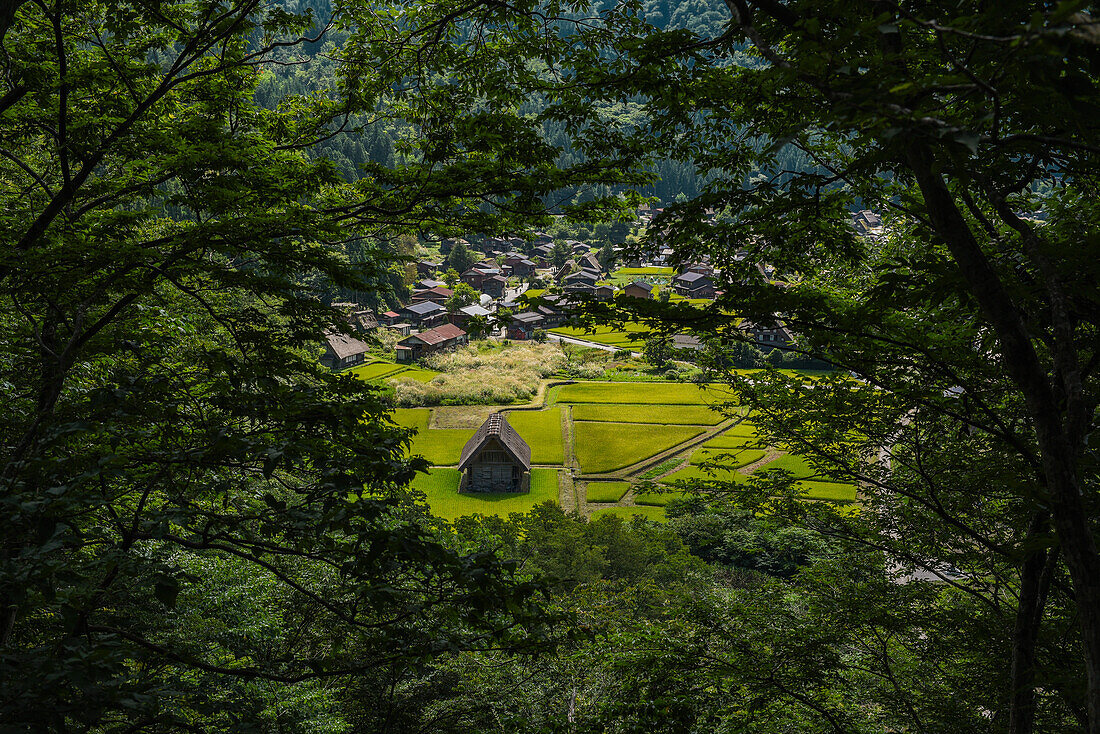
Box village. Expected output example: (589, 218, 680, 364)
(313, 206, 883, 523)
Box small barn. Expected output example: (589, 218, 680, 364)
(458, 413, 531, 493)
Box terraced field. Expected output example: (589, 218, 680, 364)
(351, 360, 441, 383)
(584, 481, 632, 503)
(571, 404, 726, 425)
(555, 381, 736, 405)
(573, 422, 706, 473)
(390, 377, 854, 523)
(548, 323, 650, 348)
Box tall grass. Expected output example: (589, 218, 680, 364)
(391, 343, 567, 407)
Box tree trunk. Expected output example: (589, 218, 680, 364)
(1009, 514, 1055, 734)
(906, 143, 1100, 732)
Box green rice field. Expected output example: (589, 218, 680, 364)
(797, 480, 858, 502)
(351, 361, 408, 380)
(393, 409, 475, 466)
(412, 467, 561, 520)
(585, 481, 631, 502)
(503, 408, 565, 464)
(711, 421, 759, 440)
(549, 323, 650, 347)
(613, 267, 675, 277)
(574, 422, 705, 473)
(633, 484, 685, 506)
(660, 463, 752, 486)
(755, 453, 821, 479)
(690, 447, 767, 469)
(391, 368, 440, 383)
(556, 381, 736, 406)
(571, 403, 726, 425)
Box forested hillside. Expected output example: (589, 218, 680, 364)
(256, 0, 812, 205)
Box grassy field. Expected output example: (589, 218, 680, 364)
(755, 453, 821, 479)
(572, 403, 726, 425)
(351, 361, 408, 381)
(797, 480, 858, 502)
(392, 409, 475, 466)
(613, 267, 675, 277)
(690, 447, 767, 469)
(590, 504, 666, 522)
(549, 323, 650, 347)
(661, 463, 752, 486)
(412, 467, 560, 520)
(585, 481, 631, 502)
(574, 422, 705, 473)
(392, 367, 440, 383)
(504, 408, 565, 464)
(556, 381, 736, 405)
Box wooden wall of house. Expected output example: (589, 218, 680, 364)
(464, 438, 523, 492)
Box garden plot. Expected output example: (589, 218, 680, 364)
(411, 467, 560, 521)
(572, 403, 726, 425)
(574, 422, 705, 473)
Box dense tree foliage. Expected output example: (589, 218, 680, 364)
(352, 0, 1099, 731)
(5, 0, 1099, 732)
(0, 0, 604, 728)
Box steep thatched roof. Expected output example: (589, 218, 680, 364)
(458, 413, 531, 471)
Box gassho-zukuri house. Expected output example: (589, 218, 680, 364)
(457, 413, 531, 493)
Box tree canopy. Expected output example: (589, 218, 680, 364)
(3, 0, 1099, 732)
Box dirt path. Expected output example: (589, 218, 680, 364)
(559, 470, 577, 514)
(562, 405, 577, 471)
(738, 448, 783, 475)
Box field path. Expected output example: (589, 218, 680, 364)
(738, 448, 783, 475)
(561, 405, 577, 470)
(559, 470, 577, 514)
